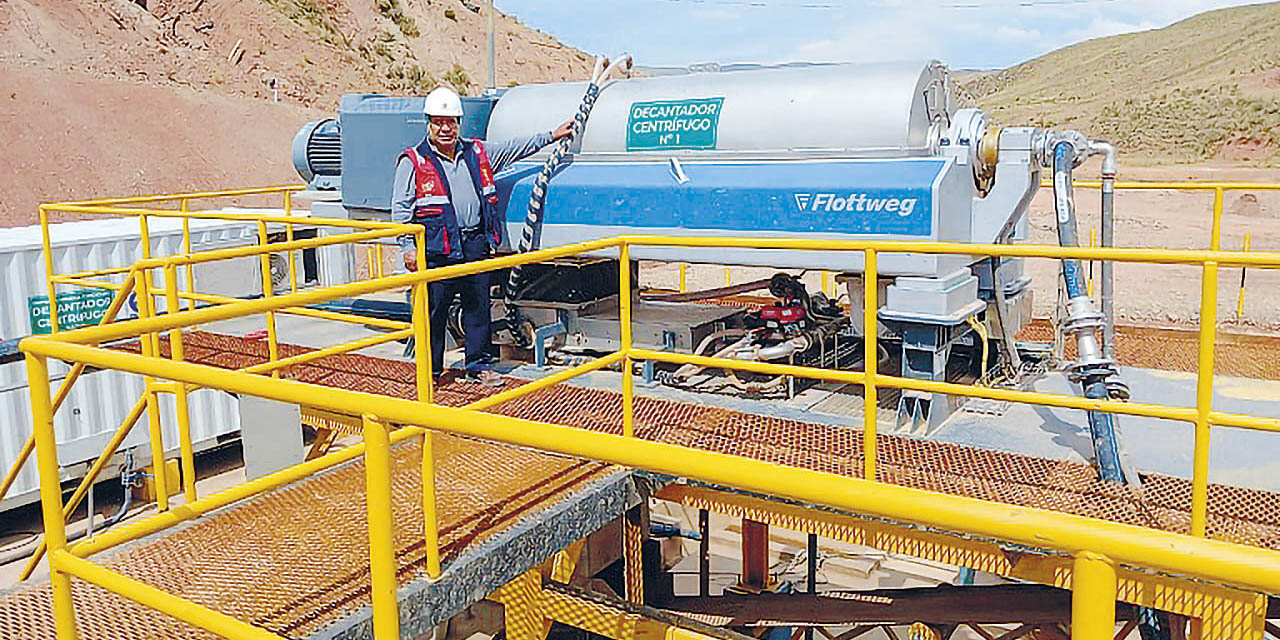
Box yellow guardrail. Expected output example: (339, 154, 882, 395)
(4, 189, 425, 580)
(1039, 180, 1279, 252)
(17, 222, 1280, 639)
(15, 182, 1280, 639)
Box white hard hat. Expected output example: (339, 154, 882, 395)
(424, 87, 463, 117)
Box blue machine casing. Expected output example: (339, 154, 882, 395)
(495, 156, 974, 276)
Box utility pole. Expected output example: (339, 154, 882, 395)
(488, 0, 496, 90)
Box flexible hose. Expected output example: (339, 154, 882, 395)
(1052, 141, 1129, 486)
(504, 54, 632, 345)
(672, 330, 751, 381)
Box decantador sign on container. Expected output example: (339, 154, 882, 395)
(627, 97, 725, 151)
(28, 288, 114, 334)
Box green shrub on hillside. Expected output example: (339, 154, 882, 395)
(263, 0, 345, 48)
(444, 63, 470, 94)
(375, 0, 420, 38)
(388, 64, 435, 94)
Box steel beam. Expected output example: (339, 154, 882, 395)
(661, 585, 1127, 626)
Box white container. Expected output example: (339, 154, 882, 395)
(0, 215, 263, 511)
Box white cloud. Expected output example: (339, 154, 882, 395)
(691, 7, 745, 22)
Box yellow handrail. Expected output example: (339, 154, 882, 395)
(20, 182, 1280, 639)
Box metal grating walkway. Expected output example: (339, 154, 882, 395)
(0, 395, 617, 638)
(130, 331, 1280, 545)
(3, 330, 1280, 638)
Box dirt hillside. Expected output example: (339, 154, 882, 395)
(0, 0, 592, 107)
(0, 0, 593, 226)
(960, 2, 1280, 164)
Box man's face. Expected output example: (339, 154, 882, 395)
(429, 116, 460, 148)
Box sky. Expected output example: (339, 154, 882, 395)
(495, 0, 1262, 70)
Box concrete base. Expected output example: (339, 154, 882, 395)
(308, 468, 640, 640)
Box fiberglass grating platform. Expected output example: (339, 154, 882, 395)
(0, 406, 617, 638)
(3, 330, 1280, 639)
(134, 331, 1280, 544)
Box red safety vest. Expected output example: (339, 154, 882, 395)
(400, 139, 501, 258)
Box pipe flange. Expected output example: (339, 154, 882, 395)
(1062, 298, 1106, 335)
(1066, 360, 1117, 383)
(1035, 129, 1091, 169)
(1063, 315, 1105, 336)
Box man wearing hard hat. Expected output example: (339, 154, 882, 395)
(391, 86, 572, 386)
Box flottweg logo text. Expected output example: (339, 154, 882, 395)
(793, 193, 919, 216)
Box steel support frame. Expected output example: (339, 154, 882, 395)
(655, 484, 1268, 639)
(624, 503, 646, 605)
(887, 320, 974, 433)
(491, 570, 728, 640)
(735, 519, 771, 593)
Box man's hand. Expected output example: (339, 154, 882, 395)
(552, 119, 575, 141)
(403, 249, 418, 272)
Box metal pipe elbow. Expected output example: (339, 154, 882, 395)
(1089, 140, 1117, 175)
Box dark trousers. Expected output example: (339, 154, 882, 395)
(422, 230, 493, 376)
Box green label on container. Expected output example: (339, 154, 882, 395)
(626, 97, 725, 151)
(28, 288, 114, 334)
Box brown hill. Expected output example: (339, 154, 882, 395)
(1, 0, 593, 107)
(0, 0, 595, 225)
(0, 62, 317, 227)
(960, 2, 1280, 164)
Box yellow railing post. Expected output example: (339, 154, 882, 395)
(362, 414, 401, 638)
(420, 427, 442, 580)
(284, 191, 298, 294)
(415, 272, 442, 579)
(620, 242, 635, 438)
(413, 284, 433, 404)
(1087, 227, 1096, 298)
(135, 268, 171, 512)
(181, 199, 196, 312)
(1189, 187, 1225, 538)
(1071, 551, 1117, 640)
(1239, 231, 1249, 318)
(863, 249, 878, 482)
(414, 229, 433, 403)
(40, 205, 61, 334)
(1210, 187, 1225, 251)
(821, 271, 831, 297)
(678, 262, 687, 292)
(138, 214, 161, 353)
(723, 265, 731, 287)
(164, 264, 198, 503)
(25, 353, 78, 639)
(256, 221, 281, 376)
(1191, 256, 1218, 538)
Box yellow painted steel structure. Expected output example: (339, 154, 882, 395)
(11, 188, 423, 583)
(656, 483, 1268, 639)
(15, 184, 1280, 639)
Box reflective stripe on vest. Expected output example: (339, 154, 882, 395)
(413, 195, 450, 208)
(472, 140, 498, 198)
(469, 140, 501, 245)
